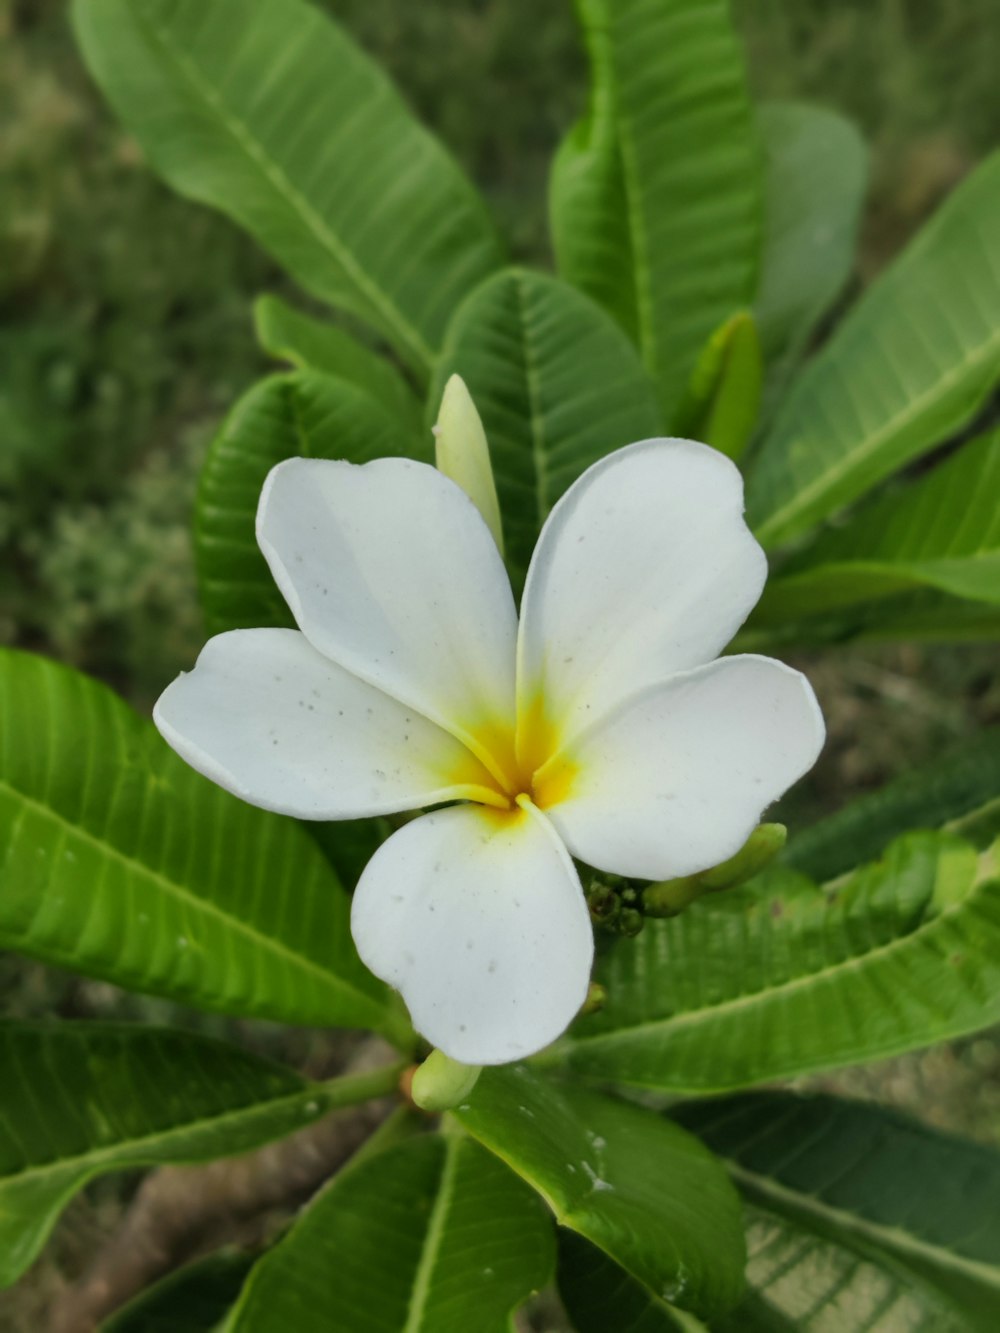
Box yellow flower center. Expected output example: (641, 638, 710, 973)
(461, 692, 577, 814)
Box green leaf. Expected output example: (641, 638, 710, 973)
(550, 0, 762, 420)
(755, 427, 1000, 623)
(679, 1092, 1000, 1330)
(559, 1213, 974, 1333)
(71, 0, 502, 377)
(747, 150, 1000, 547)
(718, 1205, 969, 1333)
(558, 1234, 692, 1333)
(226, 1134, 554, 1332)
(754, 102, 867, 395)
(102, 1252, 254, 1333)
(784, 727, 1000, 881)
(561, 831, 1000, 1092)
(674, 311, 763, 462)
(0, 1022, 398, 1289)
(454, 1066, 746, 1321)
(0, 649, 399, 1038)
(429, 267, 661, 586)
(254, 295, 423, 435)
(196, 370, 426, 636)
(845, 588, 1000, 644)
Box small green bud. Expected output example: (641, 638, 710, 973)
(410, 1050, 482, 1113)
(699, 823, 787, 892)
(641, 875, 702, 918)
(580, 982, 608, 1015)
(643, 824, 787, 918)
(618, 907, 644, 938)
(433, 374, 504, 553)
(587, 881, 621, 924)
(674, 310, 763, 462)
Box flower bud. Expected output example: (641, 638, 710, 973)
(433, 374, 504, 553)
(643, 824, 787, 917)
(410, 1049, 482, 1113)
(579, 982, 608, 1015)
(587, 880, 621, 924)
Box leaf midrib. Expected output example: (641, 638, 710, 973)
(756, 322, 1000, 545)
(728, 1158, 1000, 1294)
(401, 1137, 461, 1333)
(0, 777, 384, 1025)
(132, 2, 434, 375)
(569, 878, 996, 1057)
(1, 1080, 315, 1191)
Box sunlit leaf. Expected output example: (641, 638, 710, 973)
(0, 649, 400, 1038)
(196, 371, 426, 636)
(747, 150, 1000, 547)
(550, 0, 761, 420)
(430, 267, 661, 586)
(674, 310, 763, 461)
(72, 0, 502, 377)
(562, 831, 1000, 1091)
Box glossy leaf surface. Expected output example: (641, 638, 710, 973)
(748, 150, 1000, 546)
(455, 1065, 745, 1320)
(227, 1134, 554, 1332)
(550, 0, 761, 419)
(0, 649, 396, 1036)
(430, 267, 661, 586)
(564, 832, 1000, 1091)
(0, 1024, 351, 1288)
(196, 370, 425, 636)
(72, 0, 502, 376)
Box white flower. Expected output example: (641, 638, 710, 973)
(154, 439, 824, 1065)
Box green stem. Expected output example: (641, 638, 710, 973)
(318, 1060, 408, 1109)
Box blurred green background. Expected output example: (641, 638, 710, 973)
(2, 0, 999, 1323)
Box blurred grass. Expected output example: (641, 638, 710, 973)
(1, 0, 1000, 1326)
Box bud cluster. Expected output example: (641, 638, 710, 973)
(587, 824, 787, 935)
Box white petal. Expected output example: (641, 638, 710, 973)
(517, 439, 768, 745)
(153, 629, 501, 819)
(543, 656, 825, 881)
(257, 458, 518, 767)
(351, 803, 594, 1064)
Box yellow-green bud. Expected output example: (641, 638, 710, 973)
(433, 374, 504, 553)
(580, 982, 608, 1016)
(699, 823, 787, 891)
(410, 1049, 482, 1113)
(643, 824, 787, 917)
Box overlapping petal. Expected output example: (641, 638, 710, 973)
(257, 458, 518, 771)
(153, 629, 501, 819)
(542, 655, 825, 881)
(350, 802, 594, 1063)
(517, 440, 767, 748)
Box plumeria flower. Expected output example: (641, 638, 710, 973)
(155, 414, 824, 1066)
